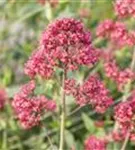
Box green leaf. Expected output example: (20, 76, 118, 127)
(2, 67, 12, 86)
(65, 130, 75, 148)
(16, 6, 45, 23)
(75, 140, 83, 150)
(82, 113, 95, 133)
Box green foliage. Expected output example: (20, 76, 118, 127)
(82, 113, 95, 133)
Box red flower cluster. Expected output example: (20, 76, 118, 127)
(97, 20, 135, 47)
(25, 48, 55, 79)
(65, 76, 113, 113)
(115, 101, 133, 129)
(114, 0, 135, 18)
(104, 60, 134, 91)
(64, 79, 77, 95)
(85, 136, 107, 150)
(0, 88, 6, 109)
(112, 127, 135, 142)
(25, 18, 99, 78)
(113, 93, 135, 141)
(112, 129, 127, 142)
(12, 80, 56, 129)
(112, 94, 135, 142)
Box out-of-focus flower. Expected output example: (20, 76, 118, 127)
(114, 92, 135, 130)
(114, 0, 135, 18)
(78, 8, 91, 18)
(96, 20, 114, 37)
(112, 92, 135, 142)
(0, 88, 6, 109)
(94, 121, 104, 128)
(12, 80, 56, 129)
(37, 0, 58, 7)
(112, 129, 127, 142)
(64, 79, 77, 95)
(104, 60, 119, 80)
(114, 101, 133, 129)
(71, 146, 76, 150)
(117, 68, 134, 90)
(112, 128, 135, 142)
(97, 20, 135, 47)
(104, 60, 134, 91)
(130, 133, 135, 142)
(85, 136, 107, 150)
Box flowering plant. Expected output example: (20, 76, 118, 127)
(1, 0, 135, 150)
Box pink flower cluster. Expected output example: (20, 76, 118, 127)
(25, 18, 99, 79)
(97, 20, 135, 47)
(114, 101, 133, 129)
(79, 8, 91, 18)
(114, 0, 135, 18)
(40, 18, 100, 69)
(112, 93, 135, 141)
(65, 76, 113, 113)
(12, 80, 56, 129)
(64, 79, 77, 95)
(25, 48, 55, 79)
(84, 136, 107, 150)
(0, 89, 6, 109)
(112, 129, 127, 142)
(104, 60, 134, 91)
(112, 128, 135, 142)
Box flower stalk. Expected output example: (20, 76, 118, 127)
(120, 131, 130, 150)
(59, 70, 67, 150)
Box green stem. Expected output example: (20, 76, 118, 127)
(2, 130, 7, 150)
(41, 125, 54, 149)
(120, 131, 130, 150)
(131, 47, 135, 71)
(67, 106, 83, 117)
(59, 70, 67, 150)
